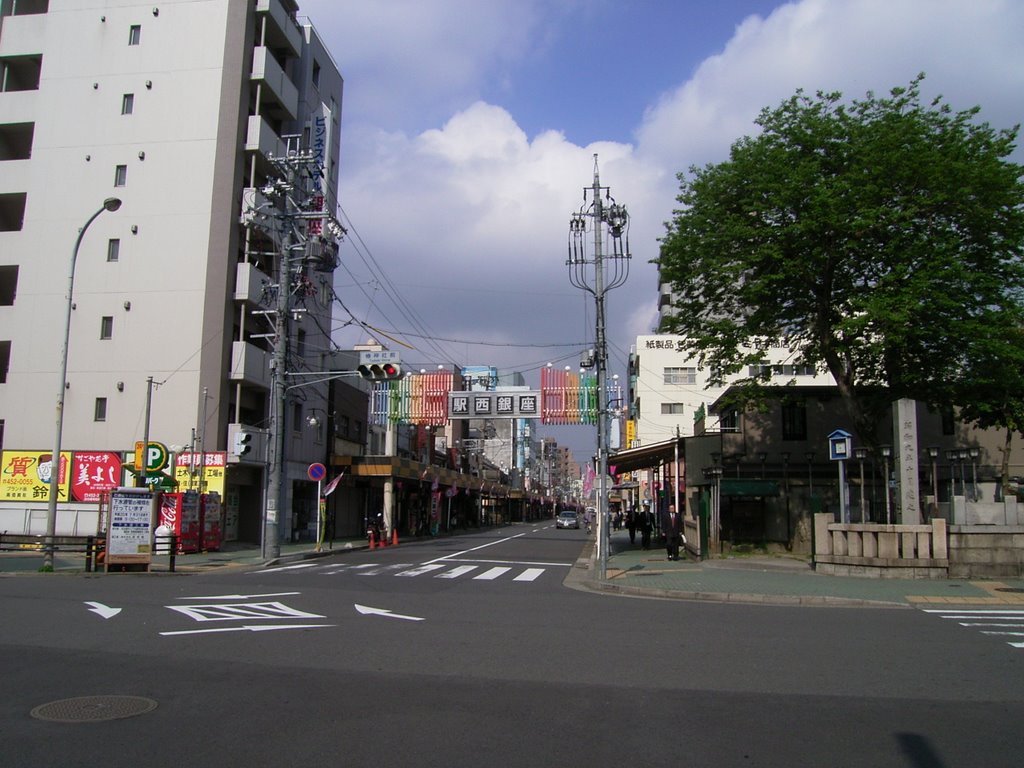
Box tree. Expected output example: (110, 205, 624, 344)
(657, 74, 1024, 445)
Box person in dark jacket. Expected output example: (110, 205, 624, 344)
(638, 503, 654, 550)
(660, 503, 684, 561)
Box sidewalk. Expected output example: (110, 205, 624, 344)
(4, 525, 1024, 608)
(584, 529, 1024, 607)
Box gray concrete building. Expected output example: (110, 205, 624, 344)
(0, 0, 344, 544)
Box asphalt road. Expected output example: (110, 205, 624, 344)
(2, 523, 1022, 767)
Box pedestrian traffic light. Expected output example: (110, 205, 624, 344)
(233, 431, 252, 456)
(358, 362, 402, 380)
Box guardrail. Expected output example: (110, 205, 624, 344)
(812, 513, 949, 577)
(0, 532, 179, 573)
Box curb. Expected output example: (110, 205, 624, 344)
(564, 538, 909, 608)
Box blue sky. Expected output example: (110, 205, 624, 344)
(297, 0, 1024, 462)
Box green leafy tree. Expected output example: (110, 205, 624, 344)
(657, 75, 1024, 444)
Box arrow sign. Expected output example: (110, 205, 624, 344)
(84, 601, 121, 619)
(354, 604, 425, 622)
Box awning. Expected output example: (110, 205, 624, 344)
(608, 438, 684, 474)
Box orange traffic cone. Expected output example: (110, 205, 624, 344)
(392, 528, 399, 547)
(368, 530, 376, 549)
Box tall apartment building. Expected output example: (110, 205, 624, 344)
(0, 0, 344, 544)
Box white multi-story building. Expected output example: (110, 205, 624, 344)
(0, 0, 344, 543)
(628, 334, 836, 446)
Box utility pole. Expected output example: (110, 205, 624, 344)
(567, 155, 631, 579)
(251, 142, 346, 561)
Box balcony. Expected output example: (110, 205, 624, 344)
(230, 341, 271, 389)
(234, 262, 274, 308)
(255, 0, 303, 58)
(251, 46, 298, 121)
(246, 115, 284, 172)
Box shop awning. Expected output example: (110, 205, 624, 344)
(608, 438, 684, 474)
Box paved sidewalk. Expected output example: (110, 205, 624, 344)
(584, 529, 1024, 608)
(5, 524, 1024, 608)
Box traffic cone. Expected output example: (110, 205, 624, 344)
(392, 528, 399, 547)
(368, 530, 376, 549)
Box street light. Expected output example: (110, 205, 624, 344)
(43, 197, 122, 571)
(969, 447, 980, 501)
(804, 451, 815, 497)
(926, 446, 940, 516)
(945, 449, 958, 502)
(879, 444, 892, 525)
(854, 447, 869, 523)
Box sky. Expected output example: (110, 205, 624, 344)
(296, 0, 1024, 463)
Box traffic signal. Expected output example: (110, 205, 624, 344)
(358, 362, 402, 380)
(233, 431, 252, 456)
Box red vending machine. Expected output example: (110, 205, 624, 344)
(158, 491, 201, 553)
(200, 492, 223, 552)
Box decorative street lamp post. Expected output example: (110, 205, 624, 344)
(945, 449, 958, 503)
(926, 446, 940, 515)
(969, 447, 980, 501)
(879, 444, 892, 525)
(854, 446, 869, 523)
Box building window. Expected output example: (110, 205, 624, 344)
(663, 367, 696, 385)
(107, 239, 120, 262)
(293, 403, 303, 433)
(121, 93, 134, 115)
(94, 397, 107, 422)
(337, 414, 350, 438)
(312, 61, 321, 88)
(100, 316, 113, 339)
(781, 401, 807, 441)
(128, 25, 141, 45)
(0, 340, 10, 383)
(719, 409, 739, 432)
(114, 164, 127, 187)
(661, 403, 685, 415)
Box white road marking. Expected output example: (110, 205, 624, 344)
(474, 567, 511, 580)
(258, 563, 322, 573)
(176, 592, 299, 600)
(161, 624, 334, 636)
(396, 564, 447, 577)
(436, 565, 478, 579)
(513, 568, 545, 582)
(167, 601, 324, 623)
(84, 601, 121, 619)
(354, 604, 425, 621)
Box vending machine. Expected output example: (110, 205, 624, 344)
(200, 492, 223, 552)
(158, 491, 201, 553)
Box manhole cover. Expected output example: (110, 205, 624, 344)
(31, 695, 157, 723)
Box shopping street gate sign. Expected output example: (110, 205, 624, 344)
(448, 391, 540, 419)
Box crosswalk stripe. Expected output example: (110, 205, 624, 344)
(436, 565, 478, 579)
(474, 566, 511, 580)
(396, 564, 447, 577)
(513, 568, 544, 582)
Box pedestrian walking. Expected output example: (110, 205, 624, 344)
(661, 503, 684, 561)
(638, 502, 653, 550)
(626, 507, 636, 545)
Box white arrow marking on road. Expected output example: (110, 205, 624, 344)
(354, 604, 425, 622)
(160, 623, 335, 636)
(84, 601, 121, 619)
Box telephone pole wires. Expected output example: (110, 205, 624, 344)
(567, 155, 631, 579)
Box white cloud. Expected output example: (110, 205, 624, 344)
(316, 0, 1024, 379)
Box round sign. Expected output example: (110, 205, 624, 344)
(308, 463, 327, 482)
